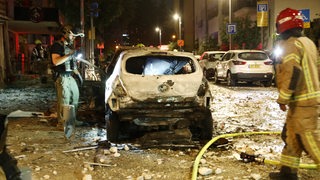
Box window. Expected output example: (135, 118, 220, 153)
(126, 56, 195, 75)
(238, 52, 268, 60)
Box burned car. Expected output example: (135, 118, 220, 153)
(104, 48, 213, 143)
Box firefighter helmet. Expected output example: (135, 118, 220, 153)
(34, 39, 42, 45)
(61, 25, 73, 37)
(276, 8, 303, 34)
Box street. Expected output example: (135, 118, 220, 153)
(1, 77, 320, 180)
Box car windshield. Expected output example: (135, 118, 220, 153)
(238, 52, 268, 60)
(125, 56, 195, 75)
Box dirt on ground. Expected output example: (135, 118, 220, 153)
(1, 75, 320, 180)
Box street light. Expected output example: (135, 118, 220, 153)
(155, 27, 162, 46)
(173, 13, 181, 40)
(173, 13, 182, 51)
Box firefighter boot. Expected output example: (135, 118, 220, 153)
(269, 166, 298, 180)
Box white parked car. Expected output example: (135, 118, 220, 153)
(198, 51, 226, 80)
(214, 50, 274, 86)
(104, 47, 213, 143)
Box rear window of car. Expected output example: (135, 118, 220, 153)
(238, 52, 268, 60)
(209, 53, 225, 61)
(125, 56, 195, 75)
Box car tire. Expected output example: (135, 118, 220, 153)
(227, 71, 236, 86)
(200, 109, 213, 140)
(213, 70, 220, 84)
(105, 107, 119, 142)
(203, 69, 209, 79)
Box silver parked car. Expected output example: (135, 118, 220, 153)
(214, 50, 274, 86)
(198, 51, 226, 80)
(104, 47, 213, 143)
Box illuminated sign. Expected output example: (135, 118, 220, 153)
(257, 1, 268, 27)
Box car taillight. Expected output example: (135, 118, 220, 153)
(264, 61, 273, 65)
(232, 60, 246, 65)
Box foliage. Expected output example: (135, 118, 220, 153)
(220, 16, 261, 50)
(304, 19, 320, 47)
(168, 41, 177, 51)
(197, 36, 220, 55)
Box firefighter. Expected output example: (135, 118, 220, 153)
(269, 8, 320, 179)
(50, 25, 84, 137)
(31, 39, 49, 83)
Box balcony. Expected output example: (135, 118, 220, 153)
(8, 6, 60, 34)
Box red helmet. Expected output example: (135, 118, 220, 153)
(276, 8, 303, 34)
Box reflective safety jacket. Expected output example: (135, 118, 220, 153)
(276, 37, 320, 106)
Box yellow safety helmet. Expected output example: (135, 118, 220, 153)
(35, 39, 42, 45)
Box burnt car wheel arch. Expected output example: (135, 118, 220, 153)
(189, 108, 213, 140)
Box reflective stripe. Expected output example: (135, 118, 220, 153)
(280, 154, 300, 168)
(283, 53, 300, 64)
(294, 40, 303, 49)
(279, 90, 292, 100)
(300, 44, 314, 92)
(291, 91, 320, 102)
(305, 131, 320, 161)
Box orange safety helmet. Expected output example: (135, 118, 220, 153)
(276, 8, 303, 34)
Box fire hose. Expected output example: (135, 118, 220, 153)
(75, 56, 107, 77)
(191, 131, 318, 180)
(71, 32, 108, 78)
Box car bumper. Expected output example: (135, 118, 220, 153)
(232, 73, 273, 81)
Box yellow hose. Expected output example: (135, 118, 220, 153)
(191, 131, 318, 180)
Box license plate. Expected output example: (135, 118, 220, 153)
(248, 64, 260, 68)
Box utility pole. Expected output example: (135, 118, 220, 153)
(229, 0, 232, 50)
(80, 0, 85, 75)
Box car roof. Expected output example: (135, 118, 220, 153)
(226, 49, 266, 53)
(122, 48, 195, 58)
(203, 51, 227, 54)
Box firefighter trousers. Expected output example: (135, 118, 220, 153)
(280, 105, 320, 173)
(55, 74, 79, 125)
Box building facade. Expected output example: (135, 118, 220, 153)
(192, 0, 320, 53)
(0, 0, 9, 87)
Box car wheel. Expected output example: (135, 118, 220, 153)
(105, 106, 119, 142)
(200, 109, 213, 140)
(227, 71, 236, 86)
(203, 69, 208, 79)
(213, 70, 220, 84)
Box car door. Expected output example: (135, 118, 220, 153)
(217, 52, 232, 78)
(198, 52, 208, 70)
(207, 53, 221, 70)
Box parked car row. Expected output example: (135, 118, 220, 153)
(198, 49, 274, 86)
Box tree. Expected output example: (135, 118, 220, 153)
(220, 16, 261, 50)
